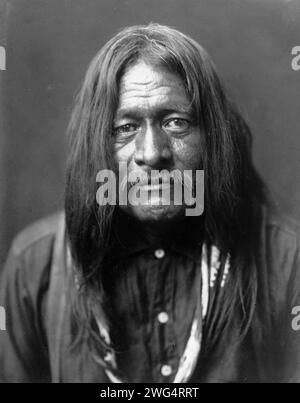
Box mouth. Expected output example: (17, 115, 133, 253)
(136, 183, 173, 191)
(129, 175, 176, 187)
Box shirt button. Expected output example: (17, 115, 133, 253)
(157, 312, 169, 324)
(154, 249, 165, 259)
(161, 364, 172, 377)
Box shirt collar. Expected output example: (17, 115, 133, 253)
(108, 210, 204, 262)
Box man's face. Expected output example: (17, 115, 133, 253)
(113, 60, 203, 223)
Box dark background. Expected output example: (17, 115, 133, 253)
(1, 0, 300, 267)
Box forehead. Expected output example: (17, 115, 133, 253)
(115, 61, 192, 117)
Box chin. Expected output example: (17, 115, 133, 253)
(126, 204, 185, 223)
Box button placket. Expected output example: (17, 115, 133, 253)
(156, 258, 178, 381)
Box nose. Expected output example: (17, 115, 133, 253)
(134, 122, 173, 169)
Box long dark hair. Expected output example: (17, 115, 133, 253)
(65, 23, 267, 366)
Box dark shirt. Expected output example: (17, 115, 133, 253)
(1, 206, 300, 382)
(102, 216, 204, 383)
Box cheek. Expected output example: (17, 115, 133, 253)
(114, 141, 135, 163)
(172, 131, 203, 169)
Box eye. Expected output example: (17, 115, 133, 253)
(163, 118, 190, 133)
(114, 123, 139, 137)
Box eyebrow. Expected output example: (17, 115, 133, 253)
(114, 105, 194, 121)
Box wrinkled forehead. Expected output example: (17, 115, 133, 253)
(119, 52, 187, 86)
(115, 60, 193, 117)
(120, 60, 186, 91)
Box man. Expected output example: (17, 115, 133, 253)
(1, 23, 300, 383)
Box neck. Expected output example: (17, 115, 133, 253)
(115, 209, 204, 247)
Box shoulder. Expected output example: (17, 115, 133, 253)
(10, 211, 65, 258)
(263, 205, 300, 242)
(2, 211, 65, 305)
(260, 204, 300, 261)
(259, 205, 300, 304)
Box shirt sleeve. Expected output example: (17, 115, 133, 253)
(0, 238, 52, 382)
(281, 236, 300, 382)
(267, 221, 300, 383)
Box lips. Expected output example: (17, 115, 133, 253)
(129, 175, 176, 187)
(136, 183, 173, 191)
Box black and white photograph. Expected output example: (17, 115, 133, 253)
(1, 0, 300, 385)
